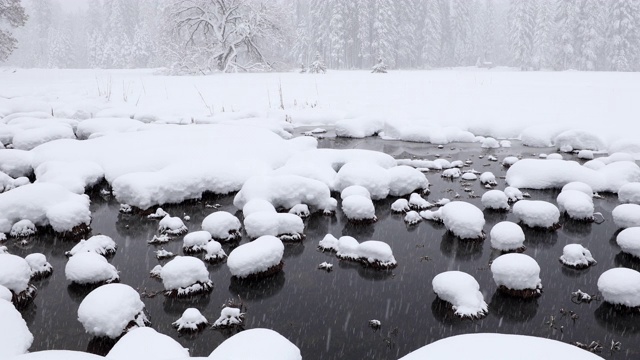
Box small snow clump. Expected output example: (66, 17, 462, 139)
(404, 211, 422, 225)
(204, 240, 227, 263)
(65, 235, 117, 257)
(432, 271, 487, 318)
(158, 216, 188, 235)
(481, 190, 509, 211)
(202, 211, 242, 241)
(172, 308, 208, 332)
(160, 256, 213, 296)
(391, 198, 410, 213)
(9, 220, 36, 238)
(182, 231, 212, 253)
(25, 253, 52, 279)
(559, 244, 596, 269)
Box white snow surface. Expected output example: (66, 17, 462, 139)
(512, 200, 560, 228)
(183, 231, 212, 251)
(318, 234, 339, 252)
(66, 235, 117, 257)
(491, 253, 541, 290)
(597, 268, 640, 308)
(554, 129, 605, 151)
(616, 227, 640, 258)
(438, 202, 485, 239)
(208, 328, 301, 360)
(560, 244, 596, 268)
(502, 156, 519, 167)
(8, 351, 107, 360)
(0, 254, 32, 293)
(106, 327, 189, 360)
(386, 166, 429, 196)
(556, 190, 594, 220)
(504, 186, 524, 202)
(341, 195, 376, 221)
(0, 150, 33, 178)
(335, 116, 384, 138)
(172, 308, 208, 332)
(340, 185, 371, 200)
(227, 236, 284, 278)
(24, 253, 52, 276)
(612, 204, 640, 228)
(243, 212, 304, 239)
(481, 190, 509, 210)
(160, 256, 210, 290)
(0, 285, 11, 301)
(409, 193, 430, 210)
(479, 172, 496, 185)
(0, 171, 29, 193)
(0, 183, 91, 233)
(561, 181, 594, 196)
(241, 199, 276, 217)
(201, 211, 242, 241)
(9, 219, 36, 237)
(65, 252, 118, 285)
(391, 198, 410, 212)
(77, 283, 146, 339)
(619, 183, 640, 204)
(204, 241, 227, 262)
(334, 162, 391, 200)
(158, 216, 187, 235)
(0, 298, 33, 357)
(489, 221, 525, 251)
(432, 271, 487, 318)
(75, 118, 144, 139)
(34, 160, 104, 194)
(404, 211, 422, 225)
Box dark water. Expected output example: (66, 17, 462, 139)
(8, 133, 640, 359)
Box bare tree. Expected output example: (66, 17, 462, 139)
(0, 0, 27, 61)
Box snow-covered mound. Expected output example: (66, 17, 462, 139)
(423, 202, 485, 240)
(12, 124, 76, 151)
(512, 200, 560, 229)
(398, 333, 604, 360)
(9, 219, 37, 238)
(404, 211, 422, 225)
(0, 254, 36, 306)
(340, 185, 371, 199)
(77, 283, 148, 339)
(504, 186, 524, 202)
(227, 235, 284, 278)
(382, 122, 475, 145)
(0, 285, 11, 302)
(24, 253, 53, 279)
(172, 308, 208, 332)
(387, 166, 429, 196)
(208, 328, 301, 360)
(212, 306, 245, 329)
(0, 171, 29, 194)
(616, 227, 640, 258)
(65, 252, 119, 285)
(334, 162, 391, 200)
(561, 181, 594, 197)
(65, 235, 117, 257)
(502, 156, 519, 167)
(241, 199, 277, 218)
(481, 137, 499, 148)
(34, 160, 104, 194)
(158, 216, 188, 235)
(479, 172, 497, 186)
(612, 204, 640, 228)
(234, 175, 337, 214)
(0, 149, 33, 178)
(432, 271, 487, 318)
(288, 204, 310, 218)
(244, 212, 304, 241)
(335, 116, 384, 138)
(597, 268, 640, 308)
(202, 211, 242, 241)
(0, 298, 33, 357)
(160, 256, 213, 296)
(489, 221, 525, 252)
(107, 327, 189, 360)
(204, 240, 227, 263)
(146, 207, 169, 219)
(341, 195, 377, 222)
(409, 193, 430, 210)
(560, 244, 597, 269)
(441, 168, 461, 179)
(391, 198, 410, 213)
(557, 189, 594, 221)
(619, 182, 640, 204)
(182, 231, 212, 253)
(491, 253, 542, 298)
(318, 234, 339, 252)
(578, 150, 594, 160)
(0, 183, 91, 234)
(481, 190, 509, 211)
(506, 159, 640, 192)
(75, 118, 144, 139)
(554, 129, 605, 151)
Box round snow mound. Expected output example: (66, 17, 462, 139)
(106, 327, 189, 360)
(619, 183, 640, 204)
(208, 328, 301, 360)
(340, 185, 371, 200)
(201, 211, 242, 241)
(481, 190, 509, 211)
(597, 268, 640, 308)
(440, 202, 485, 240)
(341, 195, 376, 222)
(512, 200, 560, 229)
(612, 204, 640, 228)
(387, 165, 429, 196)
(491, 253, 541, 295)
(65, 252, 118, 285)
(489, 221, 525, 252)
(242, 199, 276, 217)
(0, 297, 33, 357)
(391, 198, 410, 213)
(562, 182, 594, 197)
(560, 244, 596, 269)
(557, 190, 594, 221)
(77, 283, 147, 339)
(432, 271, 487, 318)
(0, 253, 31, 293)
(182, 231, 212, 253)
(160, 256, 211, 291)
(227, 235, 284, 278)
(616, 227, 640, 258)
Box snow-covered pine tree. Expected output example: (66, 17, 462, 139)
(356, 0, 372, 68)
(509, 0, 536, 70)
(450, 0, 472, 65)
(576, 0, 604, 71)
(421, 0, 442, 68)
(309, 52, 327, 73)
(608, 0, 640, 71)
(532, 0, 554, 70)
(394, 0, 419, 68)
(309, 0, 332, 66)
(371, 0, 396, 68)
(554, 0, 580, 70)
(330, 0, 347, 68)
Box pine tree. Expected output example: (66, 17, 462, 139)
(532, 0, 554, 70)
(450, 0, 472, 65)
(608, 0, 640, 71)
(330, 0, 347, 68)
(555, 0, 581, 70)
(371, 0, 396, 68)
(356, 0, 372, 68)
(421, 0, 442, 67)
(509, 0, 536, 70)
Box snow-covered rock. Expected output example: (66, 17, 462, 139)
(613, 204, 640, 228)
(158, 216, 188, 235)
(0, 171, 29, 194)
(244, 212, 304, 241)
(512, 200, 560, 229)
(9, 220, 37, 238)
(25, 253, 52, 279)
(432, 271, 487, 318)
(208, 328, 301, 360)
(491, 253, 542, 297)
(0, 149, 33, 178)
(12, 124, 76, 151)
(77, 283, 149, 339)
(560, 244, 596, 269)
(597, 268, 640, 308)
(387, 166, 429, 196)
(288, 204, 310, 218)
(481, 137, 500, 148)
(340, 185, 371, 200)
(504, 186, 524, 202)
(212, 306, 244, 328)
(204, 240, 227, 263)
(461, 172, 478, 181)
(554, 129, 605, 151)
(65, 252, 119, 285)
(489, 221, 525, 252)
(335, 116, 384, 138)
(426, 202, 485, 240)
(408, 193, 430, 210)
(0, 285, 11, 302)
(481, 190, 509, 211)
(334, 162, 390, 200)
(146, 207, 169, 219)
(172, 308, 208, 332)
(391, 198, 410, 213)
(202, 211, 242, 241)
(546, 153, 563, 160)
(160, 256, 213, 296)
(404, 211, 422, 225)
(578, 150, 594, 160)
(441, 168, 461, 179)
(318, 234, 339, 252)
(561, 181, 594, 197)
(479, 172, 497, 186)
(66, 235, 117, 257)
(502, 156, 519, 167)
(619, 182, 640, 204)
(557, 189, 594, 221)
(107, 327, 189, 360)
(0, 254, 35, 304)
(616, 227, 640, 258)
(0, 298, 33, 357)
(341, 195, 377, 222)
(227, 235, 284, 278)
(182, 231, 212, 253)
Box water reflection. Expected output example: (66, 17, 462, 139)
(342, 221, 376, 240)
(86, 336, 117, 356)
(439, 232, 483, 261)
(488, 291, 538, 323)
(229, 271, 286, 300)
(67, 283, 105, 304)
(594, 303, 640, 334)
(522, 227, 558, 249)
(561, 218, 593, 238)
(336, 261, 394, 281)
(163, 293, 212, 316)
(483, 209, 509, 224)
(614, 252, 640, 271)
(431, 297, 478, 326)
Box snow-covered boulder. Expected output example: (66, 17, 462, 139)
(12, 124, 76, 151)
(432, 271, 487, 318)
(502, 156, 519, 167)
(107, 327, 189, 360)
(616, 227, 640, 258)
(387, 166, 429, 196)
(340, 185, 371, 200)
(578, 150, 594, 160)
(9, 219, 37, 238)
(241, 199, 276, 217)
(619, 182, 640, 204)
(0, 285, 11, 302)
(341, 195, 377, 222)
(429, 202, 485, 240)
(182, 231, 212, 254)
(479, 172, 497, 186)
(391, 198, 410, 213)
(0, 171, 29, 194)
(613, 204, 640, 228)
(227, 235, 284, 279)
(158, 216, 188, 235)
(244, 212, 304, 241)
(160, 256, 213, 297)
(172, 308, 208, 332)
(0, 254, 37, 307)
(204, 240, 227, 263)
(318, 234, 339, 252)
(481, 137, 499, 149)
(404, 211, 422, 225)
(561, 181, 594, 197)
(557, 190, 594, 221)
(489, 221, 525, 252)
(0, 149, 33, 178)
(512, 200, 560, 229)
(559, 244, 596, 269)
(597, 268, 640, 308)
(441, 168, 461, 179)
(65, 235, 117, 257)
(202, 211, 242, 242)
(481, 190, 509, 211)
(409, 193, 430, 210)
(504, 186, 524, 202)
(334, 162, 390, 200)
(212, 305, 245, 329)
(491, 253, 542, 298)
(77, 283, 149, 338)
(65, 252, 119, 285)
(288, 204, 310, 218)
(335, 116, 384, 138)
(208, 328, 301, 360)
(554, 129, 605, 152)
(0, 298, 33, 357)
(25, 253, 53, 279)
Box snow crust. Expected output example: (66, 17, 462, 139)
(160, 256, 211, 291)
(432, 271, 487, 318)
(491, 253, 541, 290)
(597, 268, 640, 308)
(612, 204, 640, 228)
(227, 236, 284, 278)
(489, 221, 525, 251)
(0, 298, 33, 357)
(616, 227, 640, 258)
(208, 328, 301, 360)
(106, 327, 189, 360)
(512, 200, 560, 228)
(65, 252, 118, 285)
(560, 244, 596, 268)
(0, 254, 32, 293)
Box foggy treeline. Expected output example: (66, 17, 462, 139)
(3, 0, 640, 72)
